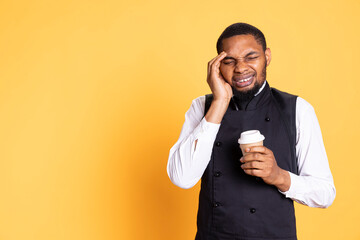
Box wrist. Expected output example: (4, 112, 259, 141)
(275, 169, 290, 192)
(212, 98, 231, 107)
(204, 99, 230, 124)
(213, 93, 232, 102)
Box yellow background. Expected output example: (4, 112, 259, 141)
(0, 0, 359, 239)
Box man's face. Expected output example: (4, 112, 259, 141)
(220, 34, 271, 93)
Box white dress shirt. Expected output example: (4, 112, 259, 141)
(167, 83, 336, 208)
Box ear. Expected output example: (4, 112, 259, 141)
(265, 48, 272, 67)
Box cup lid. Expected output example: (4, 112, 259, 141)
(238, 130, 265, 144)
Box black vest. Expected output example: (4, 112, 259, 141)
(195, 83, 298, 240)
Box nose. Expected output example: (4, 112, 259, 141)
(234, 60, 248, 73)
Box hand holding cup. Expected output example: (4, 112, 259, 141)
(238, 130, 290, 191)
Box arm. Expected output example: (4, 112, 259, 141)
(280, 97, 336, 208)
(167, 97, 220, 189)
(239, 97, 336, 208)
(205, 51, 233, 124)
(167, 52, 233, 189)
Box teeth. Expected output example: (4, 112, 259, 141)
(239, 76, 252, 83)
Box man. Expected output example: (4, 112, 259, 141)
(167, 23, 335, 240)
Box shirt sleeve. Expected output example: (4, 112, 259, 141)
(280, 97, 336, 208)
(167, 96, 220, 189)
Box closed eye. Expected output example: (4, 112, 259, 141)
(222, 61, 235, 65)
(246, 56, 259, 61)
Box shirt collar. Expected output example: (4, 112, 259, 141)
(254, 80, 267, 97)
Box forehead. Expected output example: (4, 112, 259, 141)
(221, 34, 263, 56)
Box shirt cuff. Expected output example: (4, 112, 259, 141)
(278, 172, 304, 201)
(279, 172, 297, 196)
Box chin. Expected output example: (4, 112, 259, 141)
(234, 83, 255, 92)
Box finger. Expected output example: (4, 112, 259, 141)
(210, 51, 226, 63)
(208, 53, 223, 65)
(243, 169, 263, 177)
(240, 153, 265, 163)
(241, 161, 263, 170)
(208, 52, 224, 75)
(209, 52, 227, 70)
(245, 146, 271, 154)
(208, 52, 224, 70)
(211, 52, 227, 69)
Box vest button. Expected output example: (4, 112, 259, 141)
(214, 171, 221, 177)
(250, 208, 256, 213)
(213, 202, 220, 208)
(265, 117, 270, 122)
(215, 142, 222, 147)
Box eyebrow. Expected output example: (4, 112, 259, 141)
(223, 51, 260, 60)
(223, 56, 236, 60)
(245, 51, 259, 57)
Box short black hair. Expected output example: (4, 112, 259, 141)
(216, 23, 267, 53)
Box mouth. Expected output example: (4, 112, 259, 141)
(233, 74, 255, 88)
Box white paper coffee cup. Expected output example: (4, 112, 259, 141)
(238, 130, 265, 155)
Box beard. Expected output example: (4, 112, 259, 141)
(232, 65, 267, 102)
(232, 80, 263, 102)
